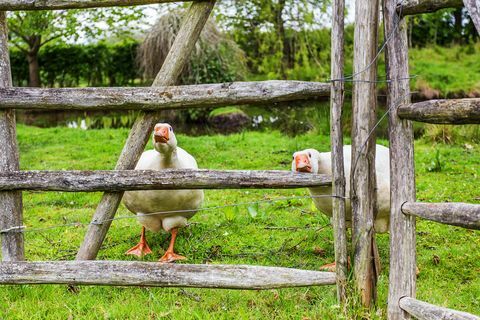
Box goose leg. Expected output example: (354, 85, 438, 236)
(126, 226, 153, 257)
(159, 228, 186, 263)
(319, 256, 352, 272)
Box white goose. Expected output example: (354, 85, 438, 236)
(291, 145, 390, 233)
(123, 123, 204, 262)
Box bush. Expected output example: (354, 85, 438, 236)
(10, 40, 141, 87)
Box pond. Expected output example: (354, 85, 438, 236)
(15, 99, 394, 138)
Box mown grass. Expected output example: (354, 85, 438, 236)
(0, 125, 478, 319)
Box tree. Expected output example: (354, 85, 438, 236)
(217, 0, 330, 78)
(7, 8, 144, 87)
(407, 8, 479, 47)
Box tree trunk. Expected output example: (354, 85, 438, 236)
(27, 52, 41, 87)
(27, 35, 41, 87)
(273, 0, 288, 78)
(453, 8, 463, 44)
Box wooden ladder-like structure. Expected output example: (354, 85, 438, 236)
(0, 0, 339, 291)
(0, 0, 479, 318)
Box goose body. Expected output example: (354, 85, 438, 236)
(122, 123, 203, 262)
(123, 148, 204, 232)
(292, 145, 390, 233)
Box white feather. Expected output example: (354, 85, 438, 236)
(123, 125, 204, 233)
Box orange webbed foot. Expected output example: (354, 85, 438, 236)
(159, 251, 187, 263)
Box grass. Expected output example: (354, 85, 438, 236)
(0, 125, 479, 319)
(409, 44, 480, 98)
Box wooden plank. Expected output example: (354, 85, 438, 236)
(0, 12, 24, 262)
(76, 1, 214, 261)
(330, 0, 348, 304)
(464, 0, 480, 34)
(0, 0, 185, 11)
(399, 0, 463, 15)
(0, 261, 336, 288)
(384, 0, 417, 318)
(0, 81, 330, 111)
(402, 202, 480, 230)
(0, 170, 332, 192)
(398, 99, 480, 124)
(351, 0, 379, 307)
(399, 297, 480, 320)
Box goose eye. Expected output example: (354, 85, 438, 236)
(292, 155, 295, 160)
(308, 152, 312, 158)
(169, 127, 173, 132)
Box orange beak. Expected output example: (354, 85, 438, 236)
(154, 126, 169, 143)
(295, 154, 312, 173)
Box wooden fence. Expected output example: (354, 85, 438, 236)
(385, 0, 480, 319)
(0, 0, 479, 319)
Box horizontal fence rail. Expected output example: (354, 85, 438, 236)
(0, 0, 186, 11)
(0, 170, 332, 192)
(399, 0, 463, 15)
(398, 98, 480, 124)
(0, 261, 337, 289)
(402, 202, 480, 230)
(0, 81, 330, 111)
(399, 297, 480, 320)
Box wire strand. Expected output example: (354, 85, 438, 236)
(0, 194, 348, 234)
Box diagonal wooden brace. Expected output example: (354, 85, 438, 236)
(0, 12, 24, 261)
(76, 1, 216, 260)
(464, 0, 480, 34)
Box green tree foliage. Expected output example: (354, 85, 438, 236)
(408, 8, 479, 47)
(10, 41, 140, 87)
(7, 8, 144, 87)
(216, 0, 330, 80)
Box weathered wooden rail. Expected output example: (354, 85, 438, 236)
(0, 170, 331, 191)
(402, 202, 480, 230)
(399, 297, 480, 320)
(0, 81, 330, 111)
(398, 98, 480, 124)
(385, 0, 480, 318)
(351, 0, 380, 307)
(330, 0, 348, 304)
(0, 0, 464, 13)
(398, 0, 463, 15)
(0, 0, 185, 10)
(0, 261, 336, 289)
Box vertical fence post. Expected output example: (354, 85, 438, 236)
(76, 1, 216, 260)
(384, 1, 417, 319)
(0, 12, 24, 261)
(330, 0, 347, 304)
(351, 0, 379, 307)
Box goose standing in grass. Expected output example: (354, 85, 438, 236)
(123, 123, 204, 263)
(291, 145, 390, 233)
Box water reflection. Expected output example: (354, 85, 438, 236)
(15, 100, 391, 138)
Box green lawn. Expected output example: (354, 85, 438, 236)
(0, 125, 478, 319)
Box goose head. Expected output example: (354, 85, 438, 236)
(291, 149, 320, 174)
(153, 123, 177, 154)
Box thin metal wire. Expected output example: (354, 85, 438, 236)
(0, 194, 348, 234)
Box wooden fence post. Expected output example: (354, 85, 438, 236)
(384, 0, 417, 319)
(76, 1, 216, 260)
(330, 0, 347, 304)
(351, 0, 380, 307)
(0, 12, 24, 261)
